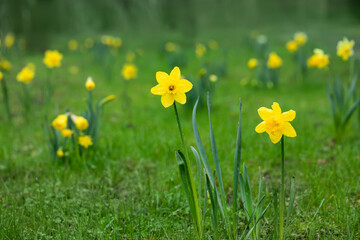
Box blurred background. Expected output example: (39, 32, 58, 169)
(1, 0, 360, 51)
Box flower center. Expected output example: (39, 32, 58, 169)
(168, 85, 175, 92)
(265, 116, 283, 135)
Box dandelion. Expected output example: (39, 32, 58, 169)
(150, 66, 193, 108)
(85, 77, 95, 91)
(165, 42, 178, 52)
(294, 32, 307, 45)
(5, 33, 15, 48)
(57, 149, 64, 158)
(248, 58, 258, 69)
(52, 114, 68, 131)
(209, 74, 218, 82)
(61, 129, 73, 137)
(286, 40, 298, 52)
(121, 64, 138, 80)
(337, 37, 355, 61)
(16, 66, 35, 84)
(307, 48, 329, 69)
(195, 43, 206, 58)
(267, 52, 283, 69)
(0, 59, 12, 71)
(78, 135, 93, 149)
(43, 50, 63, 68)
(68, 40, 78, 51)
(74, 116, 89, 131)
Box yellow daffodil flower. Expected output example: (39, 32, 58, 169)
(255, 102, 296, 144)
(52, 114, 68, 131)
(122, 64, 138, 80)
(307, 48, 329, 69)
(5, 33, 15, 48)
(196, 43, 206, 58)
(0, 71, 3, 82)
(74, 116, 89, 131)
(199, 68, 207, 77)
(150, 66, 193, 108)
(0, 59, 12, 71)
(294, 32, 307, 46)
(68, 40, 78, 51)
(43, 50, 63, 68)
(286, 41, 298, 52)
(248, 58, 258, 69)
(209, 74, 218, 82)
(16, 66, 35, 84)
(85, 77, 95, 91)
(84, 38, 94, 49)
(100, 94, 116, 106)
(337, 37, 355, 61)
(61, 129, 73, 137)
(267, 52, 283, 69)
(57, 149, 64, 158)
(78, 135, 93, 149)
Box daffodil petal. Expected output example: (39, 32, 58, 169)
(169, 66, 181, 81)
(281, 110, 296, 121)
(282, 122, 297, 137)
(255, 121, 266, 133)
(151, 84, 166, 95)
(258, 107, 273, 121)
(175, 79, 193, 93)
(272, 102, 282, 115)
(174, 92, 186, 104)
(268, 132, 282, 144)
(161, 93, 174, 108)
(156, 71, 169, 84)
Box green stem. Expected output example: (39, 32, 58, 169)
(279, 136, 285, 240)
(173, 102, 188, 158)
(1, 78, 11, 121)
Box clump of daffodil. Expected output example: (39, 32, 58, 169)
(52, 114, 68, 131)
(0, 59, 12, 71)
(336, 37, 355, 61)
(16, 66, 35, 84)
(248, 58, 258, 69)
(286, 40, 298, 53)
(307, 48, 330, 69)
(85, 77, 95, 91)
(208, 40, 219, 50)
(4, 33, 15, 48)
(122, 63, 138, 80)
(84, 38, 94, 49)
(294, 32, 307, 46)
(209, 74, 218, 83)
(151, 66, 193, 108)
(255, 102, 297, 240)
(126, 51, 136, 62)
(196, 43, 206, 58)
(43, 50, 63, 68)
(267, 52, 283, 69)
(68, 40, 78, 51)
(165, 42, 179, 52)
(74, 116, 89, 131)
(78, 135, 93, 149)
(61, 129, 72, 137)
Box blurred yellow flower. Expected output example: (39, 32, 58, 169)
(294, 32, 307, 46)
(126, 51, 136, 62)
(57, 149, 64, 158)
(248, 58, 258, 69)
(307, 48, 329, 69)
(17, 66, 35, 84)
(286, 41, 298, 52)
(84, 38, 94, 49)
(61, 129, 73, 137)
(151, 66, 193, 108)
(337, 37, 355, 61)
(165, 42, 178, 52)
(208, 40, 219, 50)
(0, 71, 3, 82)
(5, 33, 15, 48)
(68, 40, 78, 51)
(78, 135, 93, 149)
(26, 63, 35, 71)
(101, 35, 113, 46)
(199, 68, 207, 77)
(74, 116, 89, 131)
(196, 43, 206, 58)
(122, 64, 138, 80)
(43, 50, 63, 68)
(68, 65, 79, 75)
(111, 37, 122, 48)
(209, 74, 218, 82)
(52, 114, 68, 131)
(255, 102, 296, 144)
(267, 52, 282, 69)
(85, 77, 95, 91)
(0, 59, 12, 71)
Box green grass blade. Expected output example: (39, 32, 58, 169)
(342, 98, 360, 127)
(191, 146, 202, 215)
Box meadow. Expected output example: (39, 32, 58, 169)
(0, 22, 360, 239)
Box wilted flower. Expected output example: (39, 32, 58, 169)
(122, 64, 138, 80)
(16, 66, 35, 84)
(78, 135, 93, 149)
(307, 48, 329, 69)
(68, 40, 78, 51)
(286, 41, 298, 52)
(267, 52, 283, 69)
(5, 33, 15, 48)
(294, 32, 307, 45)
(337, 37, 355, 61)
(196, 43, 206, 58)
(248, 58, 258, 69)
(74, 116, 89, 131)
(255, 102, 296, 144)
(150, 66, 193, 108)
(43, 50, 63, 68)
(85, 77, 95, 91)
(61, 129, 73, 137)
(52, 114, 68, 131)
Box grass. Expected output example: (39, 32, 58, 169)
(1, 25, 360, 239)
